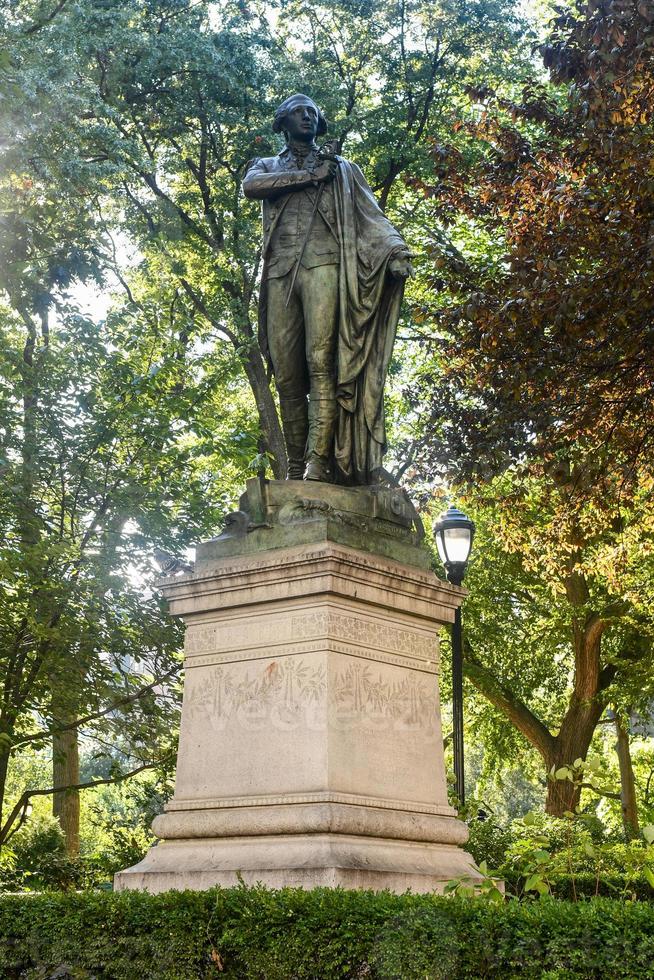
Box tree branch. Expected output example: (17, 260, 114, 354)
(0, 756, 173, 847)
(463, 643, 556, 761)
(24, 0, 70, 35)
(179, 278, 236, 343)
(137, 169, 222, 250)
(9, 664, 181, 752)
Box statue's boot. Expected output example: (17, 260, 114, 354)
(279, 395, 308, 480)
(304, 378, 336, 482)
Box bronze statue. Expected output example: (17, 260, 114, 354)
(243, 94, 411, 485)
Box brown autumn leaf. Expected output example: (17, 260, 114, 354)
(210, 949, 224, 970)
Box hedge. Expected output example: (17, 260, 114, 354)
(1, 886, 654, 979)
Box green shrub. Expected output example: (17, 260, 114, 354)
(465, 816, 514, 869)
(464, 808, 654, 903)
(0, 815, 86, 893)
(503, 871, 654, 902)
(1, 886, 654, 979)
(493, 812, 654, 899)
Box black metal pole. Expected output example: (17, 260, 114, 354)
(452, 605, 465, 806)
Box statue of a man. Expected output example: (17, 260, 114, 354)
(243, 93, 411, 485)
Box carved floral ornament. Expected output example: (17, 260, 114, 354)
(187, 659, 436, 735)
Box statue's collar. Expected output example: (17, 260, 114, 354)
(280, 142, 318, 168)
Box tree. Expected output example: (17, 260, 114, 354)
(0, 0, 537, 849)
(445, 476, 654, 816)
(276, 0, 531, 208)
(4, 0, 531, 479)
(0, 295, 180, 849)
(610, 708, 640, 837)
(412, 0, 654, 493)
(0, 32, 245, 850)
(402, 0, 654, 815)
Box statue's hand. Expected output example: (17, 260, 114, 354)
(389, 256, 414, 279)
(311, 159, 338, 183)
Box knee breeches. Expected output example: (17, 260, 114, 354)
(266, 263, 339, 397)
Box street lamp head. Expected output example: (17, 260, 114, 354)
(433, 505, 475, 586)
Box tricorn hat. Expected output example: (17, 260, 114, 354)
(273, 94, 328, 138)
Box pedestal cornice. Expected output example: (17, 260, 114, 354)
(160, 541, 465, 624)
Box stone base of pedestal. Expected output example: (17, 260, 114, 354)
(115, 480, 482, 895)
(114, 832, 479, 894)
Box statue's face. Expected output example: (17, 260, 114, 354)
(284, 100, 319, 142)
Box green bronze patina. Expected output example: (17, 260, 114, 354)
(243, 94, 412, 487)
(197, 479, 430, 571)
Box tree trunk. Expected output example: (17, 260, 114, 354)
(242, 347, 287, 479)
(544, 600, 608, 816)
(463, 637, 605, 816)
(52, 721, 80, 856)
(545, 691, 606, 815)
(464, 599, 611, 818)
(545, 730, 593, 815)
(545, 772, 582, 816)
(614, 711, 639, 838)
(0, 745, 10, 850)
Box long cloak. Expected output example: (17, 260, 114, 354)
(332, 161, 406, 485)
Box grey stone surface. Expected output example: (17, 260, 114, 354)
(116, 837, 478, 895)
(115, 487, 482, 895)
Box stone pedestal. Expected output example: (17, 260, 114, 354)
(115, 480, 481, 893)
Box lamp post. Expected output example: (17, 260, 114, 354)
(433, 505, 475, 806)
